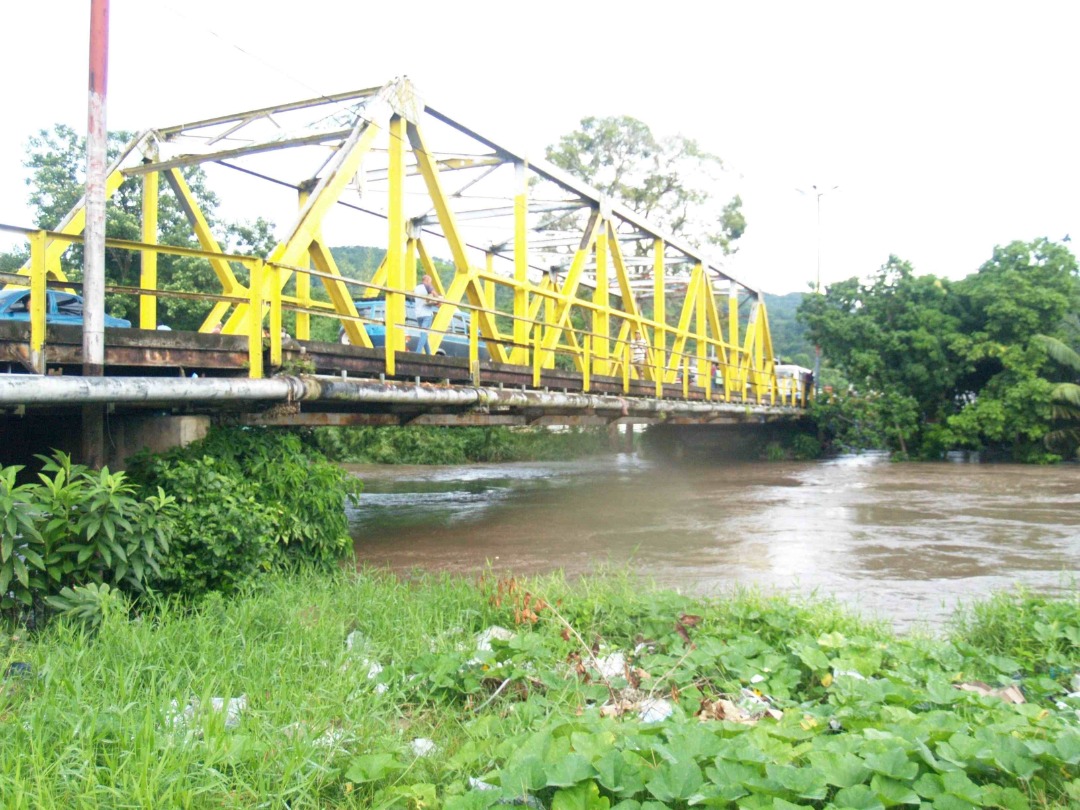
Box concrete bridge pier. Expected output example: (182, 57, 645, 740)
(0, 412, 209, 472)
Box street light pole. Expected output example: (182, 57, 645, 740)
(797, 184, 838, 395)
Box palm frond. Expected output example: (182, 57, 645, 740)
(1035, 334, 1080, 372)
(1050, 382, 1080, 411)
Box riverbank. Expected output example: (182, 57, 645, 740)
(2, 571, 1077, 808)
(307, 425, 615, 465)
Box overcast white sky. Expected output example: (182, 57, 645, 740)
(2, 1, 1078, 294)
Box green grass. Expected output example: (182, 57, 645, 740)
(1, 572, 1077, 808)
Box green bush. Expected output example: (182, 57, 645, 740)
(127, 428, 360, 592)
(129, 455, 277, 597)
(0, 452, 175, 613)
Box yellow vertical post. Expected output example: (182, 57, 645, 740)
(513, 161, 529, 365)
(727, 284, 739, 401)
(296, 183, 313, 340)
(622, 338, 630, 393)
(593, 221, 609, 375)
(582, 335, 591, 393)
(29, 230, 47, 374)
(248, 259, 264, 379)
(694, 264, 707, 395)
(544, 281, 556, 369)
(139, 171, 158, 330)
(386, 115, 405, 377)
(269, 263, 282, 368)
(682, 353, 690, 399)
(653, 239, 665, 397)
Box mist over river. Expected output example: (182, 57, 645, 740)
(346, 453, 1079, 630)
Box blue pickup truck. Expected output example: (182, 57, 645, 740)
(339, 298, 489, 360)
(0, 289, 131, 328)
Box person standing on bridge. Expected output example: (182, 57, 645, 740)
(412, 274, 440, 355)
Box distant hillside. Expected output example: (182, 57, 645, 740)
(763, 291, 813, 367)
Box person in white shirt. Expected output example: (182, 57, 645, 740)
(413, 274, 439, 354)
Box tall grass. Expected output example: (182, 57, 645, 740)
(1, 572, 1077, 808)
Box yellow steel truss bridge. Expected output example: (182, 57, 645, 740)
(0, 78, 810, 427)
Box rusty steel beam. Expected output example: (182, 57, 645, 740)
(0, 374, 797, 422)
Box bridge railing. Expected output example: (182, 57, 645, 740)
(0, 223, 809, 408)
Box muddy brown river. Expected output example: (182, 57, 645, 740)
(347, 454, 1079, 630)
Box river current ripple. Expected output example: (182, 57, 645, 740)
(346, 454, 1079, 630)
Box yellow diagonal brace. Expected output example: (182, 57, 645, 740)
(407, 122, 507, 362)
(365, 254, 389, 298)
(309, 239, 371, 348)
(539, 211, 602, 365)
(163, 169, 245, 332)
(755, 299, 776, 400)
(8, 169, 127, 286)
(225, 114, 384, 333)
(739, 300, 760, 398)
(296, 184, 313, 339)
(668, 263, 701, 377)
(406, 122, 470, 273)
(702, 275, 729, 396)
(593, 224, 609, 374)
(608, 224, 640, 321)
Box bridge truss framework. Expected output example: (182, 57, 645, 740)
(1, 77, 809, 423)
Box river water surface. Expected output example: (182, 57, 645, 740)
(347, 454, 1079, 630)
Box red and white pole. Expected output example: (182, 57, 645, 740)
(82, 0, 109, 467)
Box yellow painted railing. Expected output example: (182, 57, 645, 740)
(0, 223, 808, 407)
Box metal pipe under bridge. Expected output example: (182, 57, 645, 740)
(0, 77, 811, 433)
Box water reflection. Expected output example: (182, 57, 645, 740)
(347, 455, 1079, 630)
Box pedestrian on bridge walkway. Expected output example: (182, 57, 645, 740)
(413, 275, 440, 355)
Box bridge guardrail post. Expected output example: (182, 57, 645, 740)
(268, 262, 282, 369)
(29, 229, 47, 374)
(248, 259, 264, 379)
(582, 335, 591, 393)
(653, 336, 663, 399)
(682, 354, 690, 399)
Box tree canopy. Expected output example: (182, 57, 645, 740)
(7, 125, 276, 331)
(799, 239, 1080, 461)
(545, 116, 745, 253)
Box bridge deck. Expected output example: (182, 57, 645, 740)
(0, 321, 799, 428)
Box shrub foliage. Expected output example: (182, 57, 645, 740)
(1, 429, 360, 614)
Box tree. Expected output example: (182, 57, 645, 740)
(545, 116, 745, 253)
(798, 256, 961, 420)
(9, 124, 276, 331)
(798, 240, 1080, 460)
